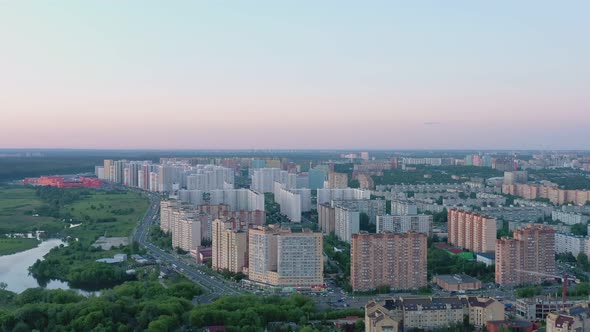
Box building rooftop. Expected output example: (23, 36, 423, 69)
(434, 274, 481, 285)
(383, 297, 468, 311)
(477, 252, 496, 259)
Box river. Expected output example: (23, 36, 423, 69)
(0, 238, 75, 293)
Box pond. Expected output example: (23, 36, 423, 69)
(0, 238, 95, 295)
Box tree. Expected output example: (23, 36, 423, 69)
(359, 213, 375, 233)
(578, 253, 590, 271)
(433, 209, 448, 223)
(355, 319, 364, 332)
(571, 223, 588, 236)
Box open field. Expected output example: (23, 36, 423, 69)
(63, 190, 150, 245)
(0, 238, 40, 255)
(0, 185, 150, 250)
(0, 186, 63, 234)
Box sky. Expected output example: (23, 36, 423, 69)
(0, 1, 588, 150)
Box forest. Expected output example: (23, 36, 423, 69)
(0, 280, 365, 332)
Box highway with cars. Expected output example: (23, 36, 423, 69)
(132, 192, 243, 301)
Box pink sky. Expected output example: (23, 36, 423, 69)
(1, 2, 589, 150)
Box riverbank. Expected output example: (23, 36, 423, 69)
(0, 238, 40, 255)
(0, 239, 67, 293)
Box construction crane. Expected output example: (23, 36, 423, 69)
(515, 270, 571, 307)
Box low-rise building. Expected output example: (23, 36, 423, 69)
(433, 274, 482, 291)
(516, 298, 589, 321)
(365, 296, 504, 332)
(476, 252, 496, 267)
(546, 303, 590, 332)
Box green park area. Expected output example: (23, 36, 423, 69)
(60, 190, 149, 245)
(0, 185, 149, 255)
(0, 186, 63, 235)
(0, 238, 40, 256)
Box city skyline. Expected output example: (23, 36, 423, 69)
(2, 1, 589, 150)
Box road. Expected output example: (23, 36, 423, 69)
(132, 192, 243, 301)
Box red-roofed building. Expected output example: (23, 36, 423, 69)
(24, 176, 102, 189)
(198, 247, 212, 263)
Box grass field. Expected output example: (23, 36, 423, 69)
(0, 186, 63, 234)
(0, 186, 150, 248)
(0, 238, 40, 255)
(63, 191, 149, 245)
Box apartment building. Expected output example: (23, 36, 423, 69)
(209, 188, 265, 212)
(160, 199, 180, 233)
(247, 226, 323, 288)
(503, 183, 590, 205)
(316, 188, 371, 207)
(331, 199, 386, 223)
(327, 172, 348, 189)
(552, 211, 589, 225)
(318, 203, 335, 234)
(496, 224, 556, 285)
(351, 232, 427, 291)
(375, 214, 432, 236)
(334, 204, 360, 243)
(503, 171, 528, 185)
(555, 233, 586, 257)
(390, 199, 418, 215)
(211, 219, 248, 274)
(448, 209, 497, 253)
(273, 182, 311, 223)
(171, 209, 203, 252)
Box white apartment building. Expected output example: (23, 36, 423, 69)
(390, 199, 418, 215)
(552, 211, 589, 225)
(316, 188, 371, 208)
(331, 199, 386, 223)
(177, 189, 204, 205)
(209, 189, 265, 211)
(401, 157, 443, 166)
(376, 214, 432, 235)
(334, 204, 360, 243)
(186, 165, 235, 192)
(555, 233, 586, 257)
(251, 168, 293, 193)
